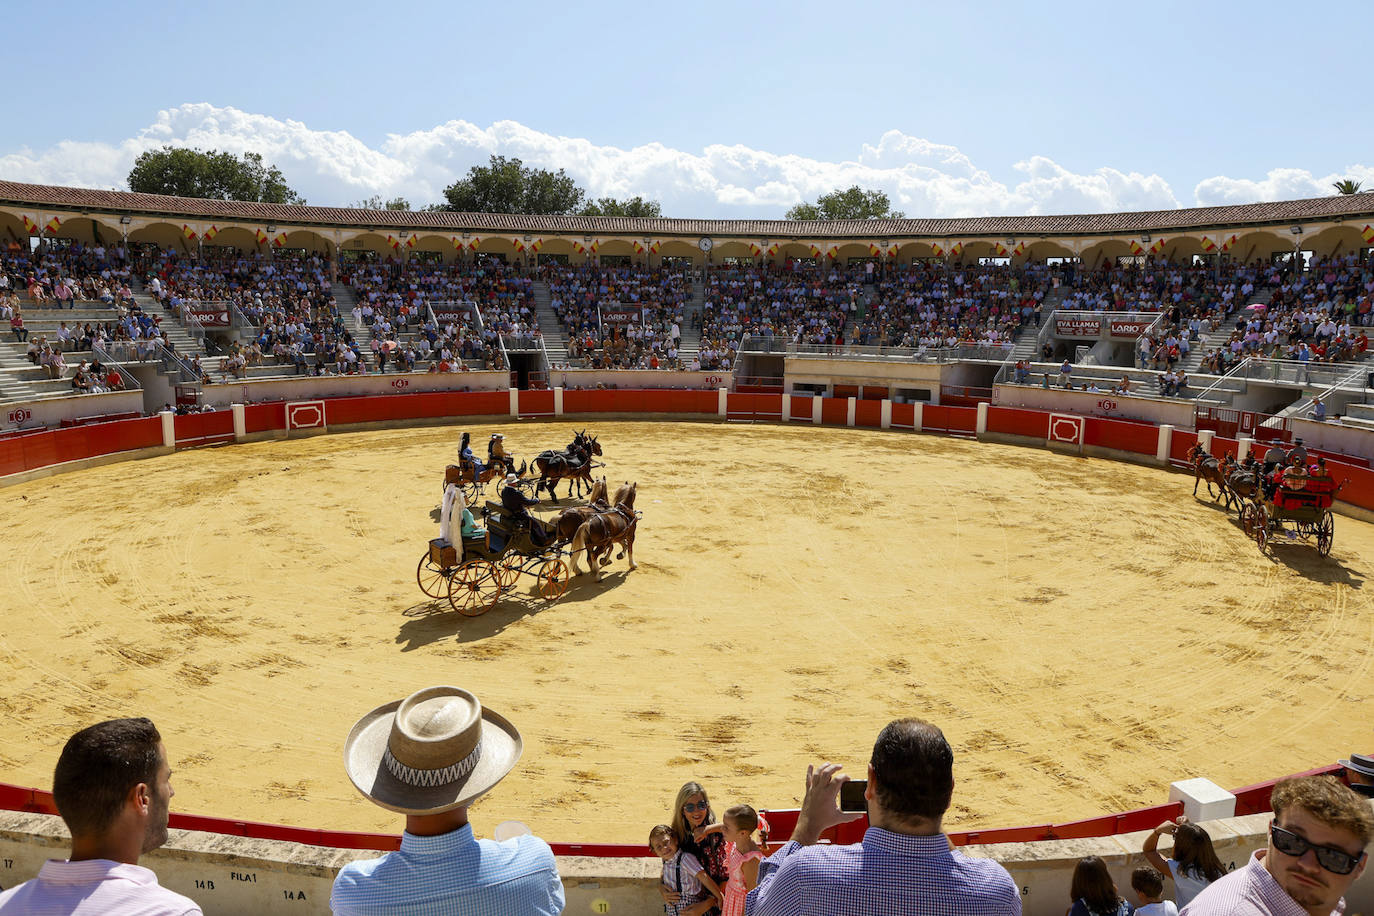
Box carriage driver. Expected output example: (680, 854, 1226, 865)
(500, 474, 540, 526)
(489, 433, 516, 477)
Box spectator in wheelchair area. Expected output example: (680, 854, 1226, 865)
(745, 718, 1020, 915)
(1182, 775, 1372, 916)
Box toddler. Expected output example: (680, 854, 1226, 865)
(720, 804, 766, 916)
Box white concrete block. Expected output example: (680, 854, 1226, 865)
(1169, 778, 1236, 823)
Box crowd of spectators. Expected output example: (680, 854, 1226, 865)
(0, 240, 138, 308)
(543, 264, 689, 369)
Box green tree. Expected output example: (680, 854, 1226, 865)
(786, 186, 904, 220)
(352, 194, 412, 210)
(440, 155, 585, 214)
(1332, 178, 1364, 195)
(579, 196, 663, 218)
(127, 146, 304, 204)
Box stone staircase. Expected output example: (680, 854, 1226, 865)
(530, 281, 569, 365)
(1178, 288, 1272, 374)
(677, 280, 703, 361)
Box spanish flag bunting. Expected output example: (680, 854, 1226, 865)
(45, 216, 62, 234)
(994, 242, 1009, 256)
(650, 240, 661, 254)
(1129, 241, 1146, 256)
(1149, 239, 1165, 255)
(886, 244, 899, 258)
(255, 228, 269, 245)
(467, 236, 480, 251)
(766, 243, 778, 257)
(203, 225, 218, 241)
(183, 224, 198, 241)
(530, 238, 543, 253)
(405, 235, 417, 249)
(826, 245, 839, 260)
(749, 243, 762, 257)
(22, 215, 39, 235)
(512, 238, 525, 253)
(1199, 236, 1216, 252)
(1220, 234, 1238, 252)
(451, 236, 463, 250)
(930, 242, 945, 257)
(634, 241, 646, 255)
(572, 241, 586, 254)
(1012, 241, 1026, 257)
(809, 244, 823, 258)
(948, 242, 963, 257)
(869, 243, 882, 257)
(589, 239, 600, 254)
(387, 235, 400, 250)
(1363, 225, 1374, 244)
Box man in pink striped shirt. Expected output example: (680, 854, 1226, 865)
(0, 718, 200, 915)
(1182, 776, 1371, 916)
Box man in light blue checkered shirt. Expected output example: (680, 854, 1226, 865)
(329, 686, 564, 916)
(745, 718, 1021, 916)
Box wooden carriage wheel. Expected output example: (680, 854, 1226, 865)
(496, 554, 524, 591)
(538, 558, 570, 601)
(1240, 502, 1257, 538)
(1317, 509, 1334, 557)
(1254, 505, 1269, 552)
(448, 559, 502, 616)
(416, 553, 451, 598)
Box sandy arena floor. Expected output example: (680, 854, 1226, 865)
(1, 419, 1372, 845)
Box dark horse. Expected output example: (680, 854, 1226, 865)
(533, 432, 601, 503)
(569, 482, 638, 581)
(1222, 455, 1261, 505)
(1189, 444, 1232, 510)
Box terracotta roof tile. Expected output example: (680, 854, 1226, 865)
(2, 180, 1372, 239)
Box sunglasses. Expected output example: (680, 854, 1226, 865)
(682, 801, 710, 813)
(1270, 821, 1366, 875)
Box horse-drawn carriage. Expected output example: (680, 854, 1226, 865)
(1240, 472, 1337, 556)
(417, 496, 572, 616)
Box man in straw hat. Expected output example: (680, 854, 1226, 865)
(330, 686, 564, 915)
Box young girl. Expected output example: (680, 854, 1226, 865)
(720, 805, 765, 916)
(1142, 816, 1226, 907)
(671, 781, 729, 911)
(650, 824, 723, 916)
(1067, 856, 1134, 916)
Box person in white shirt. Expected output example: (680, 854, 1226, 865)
(0, 718, 200, 915)
(1131, 865, 1178, 916)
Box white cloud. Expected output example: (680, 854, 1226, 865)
(4, 103, 1361, 218)
(1194, 165, 1374, 206)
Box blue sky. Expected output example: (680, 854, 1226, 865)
(2, 0, 1370, 217)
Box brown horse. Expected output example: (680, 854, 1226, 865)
(1189, 444, 1232, 509)
(548, 477, 612, 544)
(568, 482, 638, 581)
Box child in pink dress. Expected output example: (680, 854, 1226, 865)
(720, 804, 766, 916)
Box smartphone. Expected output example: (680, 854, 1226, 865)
(839, 779, 868, 813)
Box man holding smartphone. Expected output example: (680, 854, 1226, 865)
(745, 718, 1020, 915)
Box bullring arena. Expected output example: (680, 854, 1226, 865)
(3, 179, 1374, 912)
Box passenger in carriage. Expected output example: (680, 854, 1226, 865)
(489, 433, 516, 476)
(457, 432, 485, 476)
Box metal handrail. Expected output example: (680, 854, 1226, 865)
(736, 335, 1011, 363)
(229, 299, 257, 333)
(153, 341, 199, 383)
(91, 342, 142, 390)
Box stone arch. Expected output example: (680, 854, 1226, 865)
(1081, 239, 1134, 268)
(1302, 224, 1367, 260)
(713, 240, 755, 263)
(0, 211, 28, 249)
(204, 226, 262, 254)
(128, 221, 193, 252)
(893, 241, 940, 261)
(1021, 239, 1077, 262)
(279, 229, 331, 256)
(833, 242, 874, 264)
(341, 232, 394, 260)
(1226, 230, 1292, 267)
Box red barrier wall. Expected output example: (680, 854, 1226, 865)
(726, 393, 782, 420)
(923, 405, 978, 433)
(0, 417, 163, 476)
(854, 400, 882, 428)
(245, 402, 286, 433)
(174, 410, 235, 447)
(1169, 429, 1200, 464)
(987, 407, 1048, 439)
(1211, 435, 1240, 463)
(820, 397, 848, 425)
(788, 395, 814, 422)
(1084, 417, 1159, 455)
(890, 402, 916, 428)
(519, 389, 555, 416)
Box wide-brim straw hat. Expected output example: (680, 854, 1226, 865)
(343, 686, 522, 815)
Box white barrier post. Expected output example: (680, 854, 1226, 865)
(1198, 429, 1215, 454)
(231, 403, 246, 441)
(159, 410, 175, 448)
(1169, 778, 1236, 823)
(508, 388, 520, 417)
(912, 402, 924, 432)
(812, 396, 822, 424)
(846, 397, 856, 427)
(780, 393, 790, 422)
(554, 387, 564, 417)
(1237, 436, 1252, 461)
(880, 399, 892, 430)
(976, 402, 989, 437)
(717, 388, 728, 418)
(1157, 424, 1174, 462)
